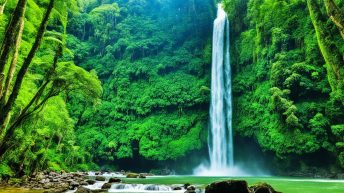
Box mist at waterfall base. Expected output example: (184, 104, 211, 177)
(193, 5, 267, 177)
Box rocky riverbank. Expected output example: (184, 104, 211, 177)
(0, 170, 142, 193)
(23, 171, 91, 193)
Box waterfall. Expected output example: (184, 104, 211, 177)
(209, 3, 233, 171)
(194, 4, 237, 176)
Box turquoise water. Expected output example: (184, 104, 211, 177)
(122, 176, 344, 193)
(1, 176, 343, 193)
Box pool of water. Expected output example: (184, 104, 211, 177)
(0, 176, 343, 193)
(122, 176, 344, 193)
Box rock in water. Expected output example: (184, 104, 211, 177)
(249, 183, 281, 193)
(86, 179, 96, 185)
(70, 181, 80, 189)
(95, 176, 106, 181)
(108, 177, 121, 183)
(75, 187, 91, 193)
(126, 173, 139, 178)
(205, 180, 250, 193)
(101, 183, 112, 189)
(139, 173, 147, 178)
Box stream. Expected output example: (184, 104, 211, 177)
(1, 173, 343, 193)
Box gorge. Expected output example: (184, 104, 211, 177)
(0, 0, 344, 192)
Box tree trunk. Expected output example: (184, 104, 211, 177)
(0, 12, 25, 107)
(0, 0, 7, 15)
(324, 0, 344, 40)
(0, 0, 26, 75)
(307, 0, 344, 94)
(0, 0, 27, 98)
(0, 45, 62, 158)
(0, 0, 55, 127)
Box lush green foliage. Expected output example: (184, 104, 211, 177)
(223, 0, 344, 170)
(0, 0, 343, 180)
(66, 0, 214, 166)
(0, 0, 101, 180)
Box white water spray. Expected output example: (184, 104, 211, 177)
(194, 4, 244, 176)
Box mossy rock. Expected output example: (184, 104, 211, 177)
(249, 183, 281, 193)
(205, 180, 250, 193)
(126, 173, 139, 178)
(95, 176, 106, 181)
(108, 177, 121, 183)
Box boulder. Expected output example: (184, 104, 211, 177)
(185, 185, 196, 193)
(70, 181, 80, 189)
(184, 183, 191, 189)
(126, 173, 139, 178)
(249, 183, 281, 193)
(80, 181, 89, 186)
(43, 183, 69, 193)
(108, 177, 121, 183)
(76, 187, 91, 193)
(95, 176, 106, 181)
(139, 173, 147, 178)
(101, 183, 112, 189)
(86, 179, 96, 185)
(187, 186, 196, 190)
(205, 180, 250, 193)
(173, 186, 182, 190)
(43, 182, 54, 189)
(36, 173, 45, 181)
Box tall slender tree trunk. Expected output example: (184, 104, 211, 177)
(0, 11, 25, 107)
(307, 0, 344, 94)
(0, 0, 55, 127)
(0, 45, 62, 158)
(0, 0, 27, 98)
(324, 0, 344, 40)
(0, 0, 7, 15)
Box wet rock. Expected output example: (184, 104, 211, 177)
(249, 183, 281, 193)
(139, 173, 147, 178)
(205, 180, 250, 193)
(126, 173, 139, 178)
(80, 181, 89, 186)
(173, 186, 182, 190)
(70, 181, 80, 189)
(95, 176, 106, 181)
(108, 177, 121, 183)
(76, 187, 91, 193)
(86, 179, 96, 185)
(101, 182, 112, 189)
(184, 183, 191, 189)
(185, 185, 196, 193)
(187, 186, 196, 190)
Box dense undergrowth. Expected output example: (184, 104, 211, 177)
(0, 0, 343, 180)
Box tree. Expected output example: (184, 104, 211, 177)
(0, 0, 7, 15)
(324, 0, 344, 40)
(307, 0, 344, 99)
(0, 0, 55, 128)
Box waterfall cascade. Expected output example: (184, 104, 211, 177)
(209, 3, 233, 171)
(194, 4, 240, 176)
